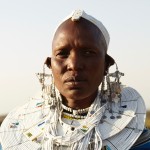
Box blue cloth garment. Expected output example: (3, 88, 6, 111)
(130, 128, 150, 150)
(130, 141, 150, 150)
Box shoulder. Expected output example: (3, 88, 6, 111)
(0, 98, 45, 128)
(102, 86, 147, 149)
(121, 86, 146, 110)
(122, 87, 147, 149)
(122, 86, 142, 97)
(0, 98, 50, 149)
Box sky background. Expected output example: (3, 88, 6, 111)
(0, 0, 150, 114)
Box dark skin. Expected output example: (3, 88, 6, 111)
(46, 18, 113, 109)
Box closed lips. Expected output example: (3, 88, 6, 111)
(64, 76, 87, 83)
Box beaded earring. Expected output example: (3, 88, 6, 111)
(36, 64, 46, 97)
(49, 73, 57, 108)
(99, 76, 108, 122)
(36, 64, 56, 107)
(107, 63, 124, 103)
(106, 64, 124, 98)
(100, 76, 107, 104)
(100, 62, 124, 119)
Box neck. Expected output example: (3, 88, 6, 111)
(62, 90, 98, 109)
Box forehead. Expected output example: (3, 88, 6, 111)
(55, 18, 101, 34)
(52, 18, 106, 50)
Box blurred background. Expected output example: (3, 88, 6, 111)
(0, 0, 150, 127)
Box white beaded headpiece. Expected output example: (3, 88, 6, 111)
(57, 9, 110, 49)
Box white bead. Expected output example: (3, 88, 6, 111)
(71, 10, 83, 21)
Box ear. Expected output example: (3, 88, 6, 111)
(104, 54, 115, 75)
(44, 57, 51, 68)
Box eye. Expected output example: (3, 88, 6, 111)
(83, 49, 96, 56)
(56, 50, 69, 58)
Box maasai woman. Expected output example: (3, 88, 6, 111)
(0, 10, 150, 150)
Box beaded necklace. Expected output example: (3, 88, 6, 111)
(61, 103, 89, 119)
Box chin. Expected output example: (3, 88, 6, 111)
(61, 89, 96, 101)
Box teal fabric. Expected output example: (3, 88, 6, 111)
(130, 141, 150, 150)
(130, 128, 150, 150)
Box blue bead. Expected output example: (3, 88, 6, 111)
(90, 111, 95, 114)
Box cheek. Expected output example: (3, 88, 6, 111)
(91, 61, 105, 83)
(51, 58, 64, 74)
(51, 59, 65, 86)
(91, 59, 105, 74)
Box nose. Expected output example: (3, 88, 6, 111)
(67, 51, 84, 71)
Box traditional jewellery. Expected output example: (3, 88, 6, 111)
(62, 112, 87, 120)
(61, 103, 89, 115)
(54, 10, 109, 49)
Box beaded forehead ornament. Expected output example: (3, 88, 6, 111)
(56, 9, 110, 48)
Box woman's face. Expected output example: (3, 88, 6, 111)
(51, 18, 106, 102)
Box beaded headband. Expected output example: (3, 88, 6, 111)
(65, 9, 110, 48)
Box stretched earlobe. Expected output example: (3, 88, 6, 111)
(44, 57, 51, 68)
(104, 63, 109, 76)
(104, 54, 115, 75)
